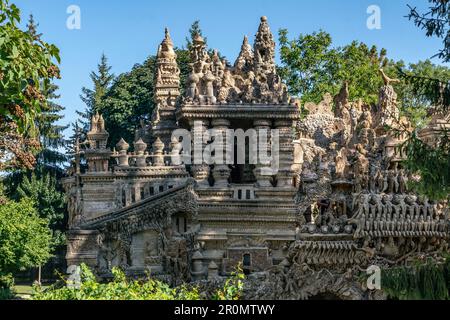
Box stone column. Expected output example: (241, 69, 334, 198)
(274, 120, 295, 188)
(190, 119, 210, 187)
(211, 119, 232, 188)
(253, 119, 273, 187)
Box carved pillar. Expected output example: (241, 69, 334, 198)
(253, 119, 273, 187)
(211, 119, 231, 188)
(274, 120, 295, 188)
(190, 119, 210, 187)
(134, 138, 148, 167)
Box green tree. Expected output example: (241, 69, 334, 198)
(0, 198, 53, 294)
(0, 0, 60, 170)
(3, 15, 68, 248)
(16, 172, 66, 245)
(77, 54, 115, 134)
(20, 14, 68, 176)
(99, 57, 156, 147)
(397, 1, 450, 200)
(407, 0, 450, 63)
(381, 255, 450, 300)
(278, 29, 392, 104)
(97, 48, 191, 148)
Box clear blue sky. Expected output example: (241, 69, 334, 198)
(13, 0, 448, 134)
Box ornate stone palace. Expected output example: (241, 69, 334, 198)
(63, 17, 449, 299)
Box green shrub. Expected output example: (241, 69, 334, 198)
(0, 274, 14, 300)
(33, 264, 244, 300)
(213, 263, 245, 300)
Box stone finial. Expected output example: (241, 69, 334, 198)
(98, 114, 105, 131)
(193, 33, 205, 45)
(183, 17, 288, 105)
(158, 28, 176, 59)
(254, 16, 276, 74)
(152, 137, 165, 166)
(153, 137, 164, 152)
(133, 138, 147, 154)
(90, 113, 99, 133)
(116, 138, 130, 152)
(234, 35, 254, 72)
(164, 27, 173, 44)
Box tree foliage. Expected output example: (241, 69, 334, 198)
(76, 54, 115, 136)
(0, 198, 53, 287)
(71, 22, 204, 149)
(98, 57, 156, 147)
(398, 1, 450, 200)
(16, 172, 66, 245)
(0, 0, 60, 170)
(2, 14, 68, 249)
(278, 29, 391, 104)
(407, 0, 450, 63)
(382, 255, 450, 300)
(213, 263, 245, 300)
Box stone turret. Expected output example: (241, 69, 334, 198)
(85, 113, 111, 172)
(154, 28, 180, 106)
(87, 113, 109, 149)
(152, 28, 181, 151)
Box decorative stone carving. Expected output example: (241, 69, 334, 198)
(184, 16, 289, 105)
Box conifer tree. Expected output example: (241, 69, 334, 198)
(77, 54, 115, 133)
(398, 1, 450, 200)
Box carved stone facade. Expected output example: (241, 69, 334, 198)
(63, 17, 449, 298)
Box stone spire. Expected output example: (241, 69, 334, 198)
(154, 28, 180, 106)
(253, 16, 276, 75)
(234, 35, 254, 73)
(153, 28, 182, 152)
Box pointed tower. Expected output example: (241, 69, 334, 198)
(253, 16, 276, 75)
(152, 28, 181, 151)
(234, 35, 254, 73)
(154, 28, 180, 106)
